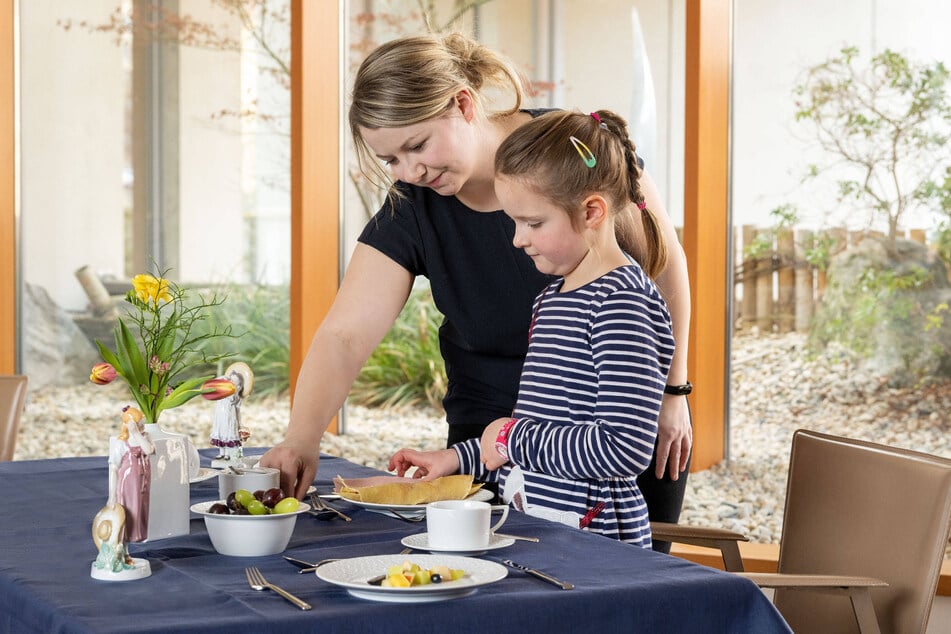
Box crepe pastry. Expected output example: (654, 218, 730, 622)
(333, 474, 483, 505)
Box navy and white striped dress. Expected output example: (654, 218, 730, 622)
(454, 264, 674, 548)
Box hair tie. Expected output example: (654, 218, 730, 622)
(590, 112, 608, 130)
(637, 201, 647, 211)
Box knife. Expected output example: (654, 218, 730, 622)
(502, 559, 574, 590)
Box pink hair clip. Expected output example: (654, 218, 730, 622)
(637, 201, 648, 211)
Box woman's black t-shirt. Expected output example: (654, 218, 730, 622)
(358, 183, 552, 428)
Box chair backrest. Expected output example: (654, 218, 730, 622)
(0, 375, 28, 461)
(775, 429, 951, 634)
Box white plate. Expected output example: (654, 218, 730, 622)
(189, 467, 219, 484)
(400, 532, 515, 556)
(306, 485, 341, 501)
(315, 554, 507, 603)
(342, 488, 494, 518)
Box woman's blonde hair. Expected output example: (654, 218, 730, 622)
(349, 32, 525, 196)
(494, 109, 668, 278)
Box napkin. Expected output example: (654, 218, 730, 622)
(333, 474, 483, 505)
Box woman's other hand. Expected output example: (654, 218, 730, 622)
(654, 395, 692, 480)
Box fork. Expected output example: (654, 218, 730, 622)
(308, 492, 352, 522)
(245, 566, 312, 610)
(387, 508, 425, 523)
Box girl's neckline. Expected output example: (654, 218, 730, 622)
(557, 264, 639, 294)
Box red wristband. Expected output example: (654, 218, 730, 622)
(494, 418, 517, 460)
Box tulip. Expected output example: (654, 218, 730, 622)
(90, 363, 117, 385)
(201, 377, 237, 401)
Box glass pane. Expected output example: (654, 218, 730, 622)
(721, 0, 951, 547)
(338, 1, 686, 466)
(16, 0, 291, 459)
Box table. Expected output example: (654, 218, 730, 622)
(0, 449, 790, 633)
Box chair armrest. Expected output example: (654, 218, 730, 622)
(736, 572, 888, 589)
(651, 522, 749, 572)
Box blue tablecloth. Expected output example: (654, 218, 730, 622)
(0, 449, 790, 633)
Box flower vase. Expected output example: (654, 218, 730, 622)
(141, 423, 192, 541)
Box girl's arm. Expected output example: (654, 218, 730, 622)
(507, 289, 673, 480)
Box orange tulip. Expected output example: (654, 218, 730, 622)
(90, 363, 117, 385)
(201, 378, 237, 401)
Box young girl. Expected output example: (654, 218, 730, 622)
(389, 109, 674, 547)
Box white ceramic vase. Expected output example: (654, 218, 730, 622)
(141, 423, 193, 541)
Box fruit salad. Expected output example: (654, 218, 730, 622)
(381, 560, 466, 587)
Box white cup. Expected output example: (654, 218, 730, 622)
(217, 467, 280, 501)
(426, 500, 510, 550)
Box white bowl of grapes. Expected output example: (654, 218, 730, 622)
(190, 488, 310, 557)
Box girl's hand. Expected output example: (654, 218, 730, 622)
(479, 417, 512, 471)
(388, 448, 459, 480)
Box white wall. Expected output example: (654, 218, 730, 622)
(20, 0, 127, 310)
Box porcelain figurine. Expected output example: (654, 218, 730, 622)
(210, 362, 254, 468)
(91, 407, 152, 581)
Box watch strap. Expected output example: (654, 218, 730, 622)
(664, 382, 693, 396)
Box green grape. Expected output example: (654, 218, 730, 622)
(273, 497, 300, 515)
(247, 499, 268, 515)
(234, 489, 254, 509)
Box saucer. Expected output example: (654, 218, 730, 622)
(401, 532, 515, 556)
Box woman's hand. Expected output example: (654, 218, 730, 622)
(259, 439, 319, 500)
(479, 417, 512, 471)
(388, 448, 460, 480)
(654, 395, 692, 480)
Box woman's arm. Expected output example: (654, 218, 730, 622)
(260, 244, 414, 498)
(640, 170, 693, 479)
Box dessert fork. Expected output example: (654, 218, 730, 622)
(245, 566, 312, 610)
(387, 508, 425, 523)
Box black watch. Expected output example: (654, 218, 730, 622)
(664, 382, 692, 396)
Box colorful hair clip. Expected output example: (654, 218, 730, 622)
(569, 136, 596, 168)
(637, 201, 648, 211)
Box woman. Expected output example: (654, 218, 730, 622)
(260, 32, 692, 549)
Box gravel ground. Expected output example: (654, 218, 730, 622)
(13, 332, 951, 550)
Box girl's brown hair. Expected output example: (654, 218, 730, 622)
(349, 32, 525, 196)
(494, 109, 668, 278)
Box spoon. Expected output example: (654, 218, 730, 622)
(283, 554, 340, 573)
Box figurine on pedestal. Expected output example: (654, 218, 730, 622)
(91, 407, 153, 581)
(210, 362, 254, 469)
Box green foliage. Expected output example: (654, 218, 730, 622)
(810, 266, 950, 381)
(793, 46, 951, 244)
(742, 205, 798, 261)
(350, 287, 447, 411)
(187, 283, 290, 398)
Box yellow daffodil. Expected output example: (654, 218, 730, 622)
(132, 274, 172, 305)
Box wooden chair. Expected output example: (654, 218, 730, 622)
(653, 429, 951, 634)
(0, 375, 28, 461)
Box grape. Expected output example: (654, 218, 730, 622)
(262, 487, 285, 509)
(247, 500, 268, 515)
(273, 497, 299, 514)
(253, 489, 266, 502)
(234, 489, 254, 509)
(226, 491, 241, 511)
(208, 503, 230, 515)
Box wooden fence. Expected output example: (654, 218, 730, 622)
(732, 225, 935, 334)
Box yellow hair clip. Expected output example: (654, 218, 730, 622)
(569, 136, 596, 168)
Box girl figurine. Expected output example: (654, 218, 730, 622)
(111, 406, 154, 543)
(211, 362, 254, 467)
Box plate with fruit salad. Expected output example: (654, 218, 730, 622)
(315, 554, 507, 603)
